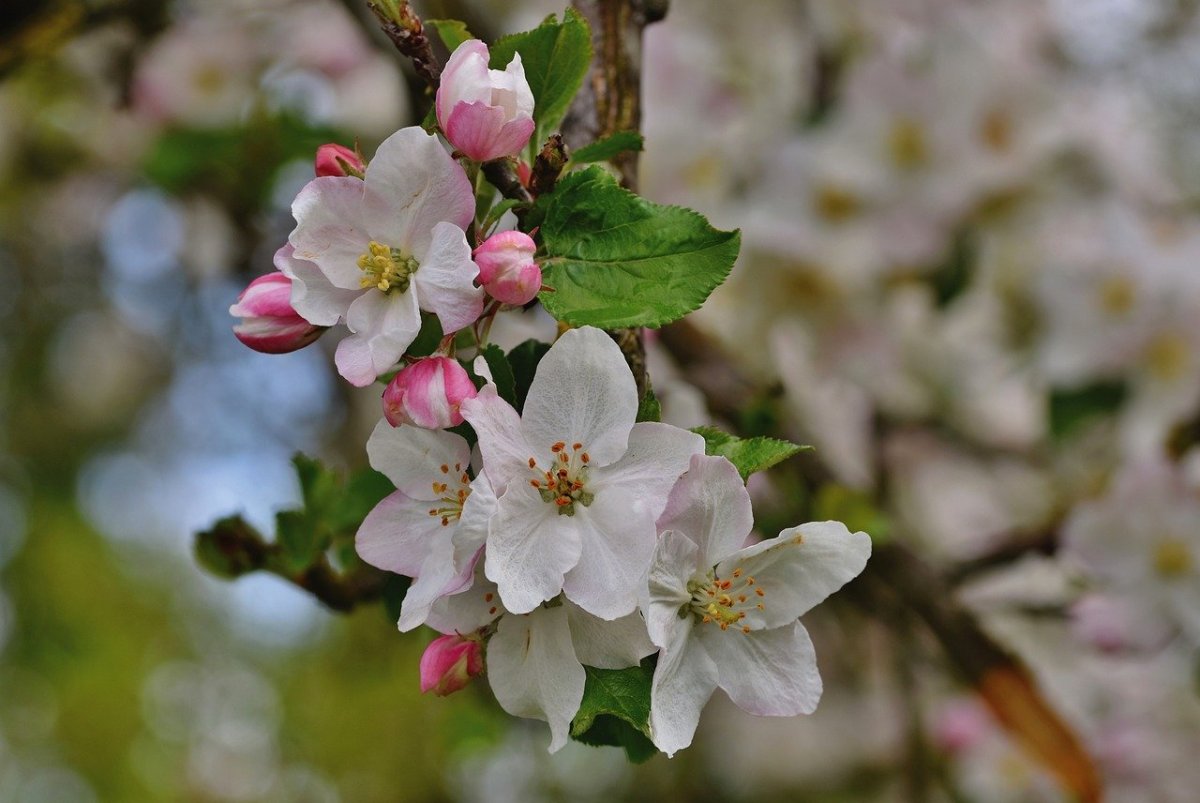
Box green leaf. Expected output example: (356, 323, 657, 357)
(570, 131, 644, 164)
(489, 8, 592, 139)
(636, 387, 661, 423)
(535, 166, 741, 328)
(570, 658, 657, 763)
(329, 469, 393, 534)
(1049, 381, 1126, 440)
(425, 18, 474, 52)
(506, 339, 551, 413)
(478, 344, 517, 408)
(481, 198, 528, 235)
(691, 426, 811, 481)
(275, 509, 324, 572)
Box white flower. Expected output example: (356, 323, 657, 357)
(460, 326, 705, 620)
(644, 454, 871, 756)
(355, 421, 495, 632)
(285, 126, 483, 386)
(424, 570, 655, 753)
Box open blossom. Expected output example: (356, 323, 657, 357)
(286, 126, 483, 386)
(461, 326, 704, 620)
(420, 634, 484, 696)
(436, 40, 535, 162)
(382, 356, 477, 429)
(355, 422, 495, 632)
(229, 271, 325, 354)
(474, 230, 542, 306)
(644, 454, 871, 756)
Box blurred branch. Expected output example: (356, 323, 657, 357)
(368, 0, 442, 89)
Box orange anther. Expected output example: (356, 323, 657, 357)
(732, 568, 743, 578)
(440, 464, 449, 473)
(755, 587, 765, 597)
(742, 626, 751, 634)
(528, 457, 537, 468)
(484, 593, 494, 602)
(581, 453, 590, 463)
(555, 496, 571, 506)
(552, 442, 565, 452)
(572, 442, 582, 451)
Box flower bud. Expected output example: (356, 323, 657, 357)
(473, 230, 542, 306)
(314, 143, 365, 177)
(419, 634, 483, 696)
(229, 272, 324, 354)
(382, 356, 477, 429)
(436, 40, 534, 162)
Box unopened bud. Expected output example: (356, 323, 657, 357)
(230, 272, 324, 354)
(473, 230, 541, 306)
(314, 143, 365, 177)
(436, 40, 534, 162)
(419, 634, 484, 696)
(382, 356, 477, 429)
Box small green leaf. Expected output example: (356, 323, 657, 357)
(481, 198, 528, 235)
(1049, 381, 1126, 440)
(275, 509, 324, 572)
(636, 387, 661, 423)
(506, 339, 552, 413)
(329, 469, 393, 534)
(535, 166, 741, 329)
(570, 658, 657, 763)
(489, 8, 592, 140)
(691, 426, 811, 481)
(570, 131, 644, 164)
(425, 18, 474, 52)
(479, 344, 517, 408)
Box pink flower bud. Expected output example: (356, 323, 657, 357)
(229, 272, 324, 354)
(473, 230, 542, 306)
(436, 40, 535, 162)
(382, 356, 477, 429)
(314, 143, 365, 177)
(419, 634, 483, 696)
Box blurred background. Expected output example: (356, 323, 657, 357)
(3, 0, 1200, 800)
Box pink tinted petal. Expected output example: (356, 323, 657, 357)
(413, 221, 484, 333)
(425, 564, 504, 634)
(232, 318, 322, 354)
(436, 39, 490, 123)
(656, 454, 752, 566)
(561, 485, 657, 620)
(355, 490, 445, 576)
(485, 480, 582, 614)
(289, 176, 378, 290)
(364, 127, 474, 256)
(335, 286, 422, 386)
(398, 534, 470, 632)
(593, 423, 705, 522)
(460, 385, 532, 494)
(365, 419, 471, 500)
(314, 143, 364, 177)
(419, 634, 483, 695)
(701, 621, 822, 717)
(444, 101, 512, 162)
(486, 116, 536, 162)
(521, 327, 638, 468)
(274, 244, 358, 326)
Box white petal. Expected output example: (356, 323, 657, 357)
(363, 126, 474, 256)
(366, 420, 471, 500)
(289, 177, 383, 290)
(648, 612, 717, 757)
(656, 454, 753, 567)
(335, 287, 422, 386)
(485, 481, 583, 614)
(717, 521, 871, 629)
(355, 490, 445, 576)
(274, 244, 358, 326)
(460, 385, 532, 494)
(702, 621, 822, 716)
(566, 602, 655, 669)
(413, 221, 484, 333)
(561, 486, 657, 620)
(521, 327, 638, 468)
(452, 474, 497, 574)
(502, 51, 535, 117)
(425, 565, 504, 634)
(487, 606, 586, 753)
(644, 530, 699, 649)
(596, 423, 706, 523)
(397, 533, 470, 632)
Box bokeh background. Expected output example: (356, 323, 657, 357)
(3, 0, 1200, 800)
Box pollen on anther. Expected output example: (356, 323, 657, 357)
(440, 464, 449, 474)
(732, 568, 743, 578)
(756, 602, 765, 611)
(551, 442, 565, 452)
(738, 594, 747, 603)
(455, 463, 462, 472)
(528, 457, 537, 468)
(529, 480, 540, 488)
(484, 593, 494, 602)
(441, 517, 450, 526)
(746, 576, 756, 585)
(581, 453, 590, 463)
(755, 587, 765, 597)
(572, 442, 582, 451)
(555, 496, 571, 506)
(488, 606, 497, 615)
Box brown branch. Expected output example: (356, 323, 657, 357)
(367, 0, 441, 89)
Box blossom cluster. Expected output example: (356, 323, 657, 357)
(227, 36, 870, 755)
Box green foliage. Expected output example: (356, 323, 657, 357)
(425, 18, 474, 52)
(534, 166, 740, 328)
(570, 131, 644, 164)
(489, 9, 592, 143)
(636, 387, 662, 423)
(813, 484, 890, 542)
(692, 426, 811, 481)
(1049, 381, 1126, 439)
(570, 657, 657, 763)
(506, 338, 552, 412)
(478, 344, 517, 407)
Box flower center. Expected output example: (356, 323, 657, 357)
(527, 441, 593, 517)
(427, 461, 471, 527)
(685, 565, 767, 635)
(1153, 539, 1192, 579)
(358, 240, 418, 293)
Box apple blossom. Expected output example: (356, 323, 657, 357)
(461, 326, 705, 620)
(287, 126, 483, 386)
(436, 40, 535, 162)
(474, 230, 542, 306)
(382, 356, 477, 429)
(419, 634, 484, 696)
(229, 271, 325, 354)
(355, 422, 495, 632)
(313, 143, 364, 177)
(644, 454, 871, 756)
